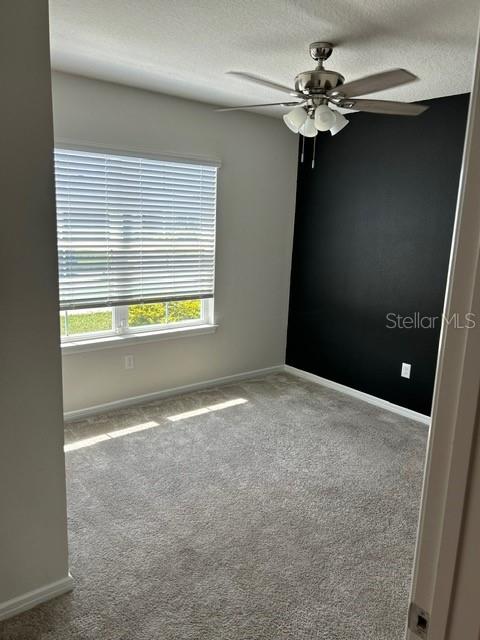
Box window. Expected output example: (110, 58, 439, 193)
(54, 147, 218, 344)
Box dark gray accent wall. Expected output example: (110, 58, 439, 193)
(286, 93, 469, 416)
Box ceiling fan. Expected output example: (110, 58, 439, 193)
(217, 42, 428, 138)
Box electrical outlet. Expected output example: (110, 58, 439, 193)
(401, 362, 411, 379)
(124, 355, 134, 370)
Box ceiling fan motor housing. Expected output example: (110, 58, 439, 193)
(295, 69, 344, 95)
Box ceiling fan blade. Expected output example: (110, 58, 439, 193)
(338, 98, 428, 116)
(216, 101, 304, 112)
(227, 71, 301, 97)
(328, 68, 418, 99)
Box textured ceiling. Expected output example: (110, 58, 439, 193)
(49, 0, 479, 117)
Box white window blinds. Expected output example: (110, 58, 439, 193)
(54, 148, 218, 310)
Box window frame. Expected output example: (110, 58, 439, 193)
(60, 298, 214, 345)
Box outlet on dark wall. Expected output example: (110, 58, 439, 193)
(286, 93, 469, 416)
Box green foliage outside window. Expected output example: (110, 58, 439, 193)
(128, 299, 201, 325)
(128, 303, 166, 326)
(167, 299, 202, 323)
(60, 311, 112, 336)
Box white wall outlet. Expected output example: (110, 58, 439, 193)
(401, 362, 411, 379)
(124, 355, 134, 370)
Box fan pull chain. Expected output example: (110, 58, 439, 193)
(312, 136, 316, 169)
(301, 135, 305, 163)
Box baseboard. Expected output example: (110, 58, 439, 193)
(284, 365, 430, 425)
(0, 574, 74, 621)
(64, 365, 284, 421)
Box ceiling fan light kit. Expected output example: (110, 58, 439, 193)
(314, 103, 337, 131)
(299, 115, 318, 138)
(283, 106, 308, 133)
(218, 41, 428, 145)
(330, 111, 349, 136)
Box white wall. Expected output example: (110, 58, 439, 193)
(51, 72, 298, 413)
(0, 1, 69, 609)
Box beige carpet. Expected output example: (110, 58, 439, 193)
(0, 373, 427, 639)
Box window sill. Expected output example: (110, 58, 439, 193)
(61, 323, 218, 355)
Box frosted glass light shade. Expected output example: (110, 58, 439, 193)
(330, 111, 349, 136)
(314, 104, 336, 131)
(283, 107, 308, 133)
(300, 115, 318, 137)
